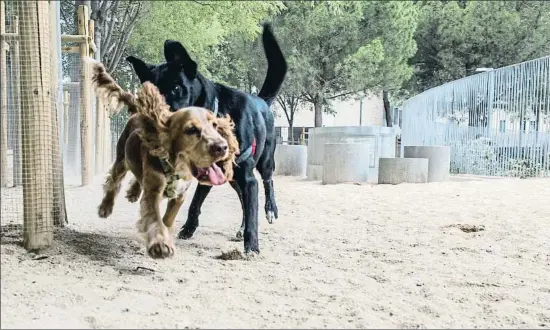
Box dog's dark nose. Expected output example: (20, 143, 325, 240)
(210, 142, 228, 157)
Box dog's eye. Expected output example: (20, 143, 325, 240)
(212, 122, 218, 129)
(171, 86, 181, 96)
(184, 126, 200, 136)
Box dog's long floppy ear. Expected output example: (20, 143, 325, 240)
(126, 56, 155, 83)
(215, 114, 239, 181)
(164, 40, 198, 80)
(216, 115, 239, 157)
(134, 82, 172, 157)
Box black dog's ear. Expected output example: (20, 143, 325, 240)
(126, 56, 154, 83)
(163, 40, 198, 80)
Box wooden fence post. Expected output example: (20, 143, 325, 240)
(1, 1, 7, 187)
(104, 107, 111, 170)
(63, 90, 70, 145)
(49, 0, 67, 226)
(78, 5, 92, 185)
(89, 18, 104, 175)
(10, 15, 22, 187)
(19, 0, 55, 250)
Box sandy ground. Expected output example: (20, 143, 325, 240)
(1, 175, 550, 329)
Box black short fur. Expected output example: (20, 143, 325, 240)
(126, 23, 287, 254)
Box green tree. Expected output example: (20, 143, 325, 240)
(407, 0, 550, 128)
(272, 1, 418, 127)
(275, 53, 313, 142)
(129, 1, 284, 78)
(408, 0, 550, 93)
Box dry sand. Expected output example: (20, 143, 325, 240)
(1, 175, 550, 329)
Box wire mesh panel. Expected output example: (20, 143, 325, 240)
(1, 0, 67, 250)
(59, 3, 103, 186)
(401, 56, 550, 178)
(109, 111, 128, 164)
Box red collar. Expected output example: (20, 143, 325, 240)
(251, 138, 257, 156)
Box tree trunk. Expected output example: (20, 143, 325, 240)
(288, 124, 294, 143)
(383, 90, 392, 127)
(314, 97, 323, 127)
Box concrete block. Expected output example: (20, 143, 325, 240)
(404, 145, 451, 182)
(378, 158, 429, 184)
(306, 165, 323, 181)
(274, 144, 307, 177)
(322, 142, 373, 185)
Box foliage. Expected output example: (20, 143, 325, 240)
(506, 158, 548, 179)
(450, 136, 550, 178)
(89, 1, 144, 72)
(450, 137, 499, 175)
(267, 1, 419, 127)
(129, 1, 284, 76)
(59, 0, 143, 72)
(407, 0, 550, 94)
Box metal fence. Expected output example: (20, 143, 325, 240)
(109, 111, 128, 162)
(401, 56, 550, 178)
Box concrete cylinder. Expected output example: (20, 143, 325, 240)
(378, 158, 429, 184)
(322, 143, 373, 184)
(306, 126, 400, 183)
(274, 144, 307, 177)
(404, 146, 451, 182)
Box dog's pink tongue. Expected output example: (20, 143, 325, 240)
(207, 163, 225, 185)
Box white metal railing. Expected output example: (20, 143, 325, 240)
(401, 56, 550, 177)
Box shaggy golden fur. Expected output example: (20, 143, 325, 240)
(90, 60, 239, 259)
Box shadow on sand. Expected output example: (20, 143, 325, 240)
(1, 224, 144, 265)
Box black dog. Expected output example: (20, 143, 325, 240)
(126, 24, 287, 255)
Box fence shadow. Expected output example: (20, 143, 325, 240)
(56, 227, 143, 264)
(0, 224, 143, 265)
(0, 223, 24, 246)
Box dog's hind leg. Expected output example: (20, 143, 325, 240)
(256, 137, 278, 224)
(178, 183, 212, 239)
(98, 159, 128, 218)
(125, 177, 142, 203)
(230, 180, 246, 241)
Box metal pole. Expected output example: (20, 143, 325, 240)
(359, 98, 363, 126)
(486, 69, 495, 138)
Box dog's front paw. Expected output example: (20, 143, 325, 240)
(234, 223, 245, 241)
(125, 188, 141, 203)
(244, 234, 260, 256)
(265, 200, 278, 224)
(98, 201, 113, 218)
(244, 250, 260, 261)
(147, 225, 175, 259)
(126, 192, 140, 203)
(266, 211, 276, 224)
(125, 179, 142, 203)
(178, 226, 196, 240)
(235, 229, 244, 241)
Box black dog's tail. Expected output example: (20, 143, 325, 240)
(257, 23, 287, 107)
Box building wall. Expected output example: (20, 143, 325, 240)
(274, 92, 384, 128)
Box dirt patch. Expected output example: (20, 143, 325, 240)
(446, 224, 486, 233)
(215, 248, 244, 260)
